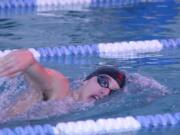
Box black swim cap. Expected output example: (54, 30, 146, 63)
(85, 66, 126, 89)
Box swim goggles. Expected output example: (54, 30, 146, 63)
(97, 75, 117, 95)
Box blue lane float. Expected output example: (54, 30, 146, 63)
(0, 38, 179, 60)
(33, 38, 180, 58)
(0, 112, 179, 135)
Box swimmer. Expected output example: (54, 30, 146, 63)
(0, 50, 169, 122)
(0, 50, 126, 103)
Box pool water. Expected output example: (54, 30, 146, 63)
(0, 1, 180, 135)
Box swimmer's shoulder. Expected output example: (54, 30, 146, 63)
(44, 68, 70, 100)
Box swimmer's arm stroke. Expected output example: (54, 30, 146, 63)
(0, 50, 69, 100)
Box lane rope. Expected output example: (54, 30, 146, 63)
(0, 38, 179, 60)
(0, 0, 167, 10)
(0, 112, 179, 135)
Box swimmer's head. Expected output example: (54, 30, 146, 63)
(79, 66, 126, 102)
(85, 66, 126, 89)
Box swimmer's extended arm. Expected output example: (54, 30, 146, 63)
(0, 50, 69, 100)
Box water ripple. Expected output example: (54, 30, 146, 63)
(0, 19, 20, 29)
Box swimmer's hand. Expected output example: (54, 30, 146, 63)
(0, 50, 35, 78)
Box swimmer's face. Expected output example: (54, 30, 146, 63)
(80, 75, 120, 102)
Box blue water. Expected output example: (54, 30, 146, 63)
(0, 1, 180, 135)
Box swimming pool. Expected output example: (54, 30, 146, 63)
(0, 0, 180, 135)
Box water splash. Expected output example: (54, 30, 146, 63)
(126, 73, 169, 95)
(15, 96, 93, 121)
(0, 75, 93, 123)
(0, 73, 169, 123)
